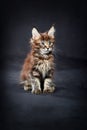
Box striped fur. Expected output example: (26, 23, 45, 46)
(20, 26, 55, 94)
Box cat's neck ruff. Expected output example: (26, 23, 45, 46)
(41, 54, 49, 59)
(37, 53, 54, 60)
(32, 50, 53, 60)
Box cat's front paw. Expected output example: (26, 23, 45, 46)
(32, 89, 42, 94)
(43, 86, 55, 93)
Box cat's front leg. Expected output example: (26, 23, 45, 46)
(31, 71, 42, 94)
(31, 77, 42, 94)
(43, 78, 55, 93)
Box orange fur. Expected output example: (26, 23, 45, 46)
(20, 26, 55, 93)
(20, 53, 34, 80)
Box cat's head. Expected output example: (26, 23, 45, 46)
(30, 26, 55, 55)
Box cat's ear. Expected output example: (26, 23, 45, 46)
(32, 28, 41, 40)
(48, 26, 55, 38)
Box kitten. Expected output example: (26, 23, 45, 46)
(20, 26, 56, 94)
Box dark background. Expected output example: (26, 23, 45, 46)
(1, 0, 87, 130)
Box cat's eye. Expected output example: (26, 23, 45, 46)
(41, 41, 44, 45)
(49, 41, 52, 45)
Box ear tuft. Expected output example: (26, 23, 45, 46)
(32, 28, 41, 39)
(48, 26, 55, 38)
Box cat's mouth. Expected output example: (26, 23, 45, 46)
(40, 49, 52, 55)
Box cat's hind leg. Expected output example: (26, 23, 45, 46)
(20, 80, 32, 91)
(43, 78, 55, 93)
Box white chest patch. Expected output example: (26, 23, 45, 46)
(36, 60, 51, 78)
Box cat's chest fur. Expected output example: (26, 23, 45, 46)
(35, 59, 51, 78)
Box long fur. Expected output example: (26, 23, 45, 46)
(20, 26, 55, 94)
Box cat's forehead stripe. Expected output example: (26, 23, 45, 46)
(40, 33, 54, 41)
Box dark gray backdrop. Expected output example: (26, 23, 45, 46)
(1, 0, 87, 130)
(2, 0, 87, 59)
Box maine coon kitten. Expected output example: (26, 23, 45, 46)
(20, 26, 55, 94)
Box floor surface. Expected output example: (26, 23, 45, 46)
(1, 55, 87, 130)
